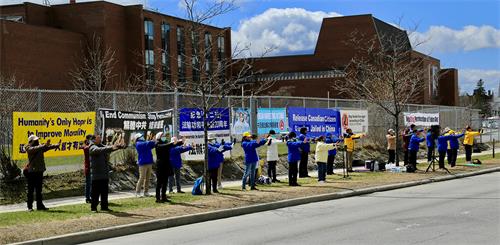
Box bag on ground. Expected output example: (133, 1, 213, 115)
(192, 176, 204, 195)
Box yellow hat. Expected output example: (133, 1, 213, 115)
(242, 132, 252, 137)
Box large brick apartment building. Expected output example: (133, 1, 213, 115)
(0, 1, 231, 90)
(241, 15, 459, 106)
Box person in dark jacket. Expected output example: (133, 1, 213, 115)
(83, 135, 92, 203)
(325, 132, 342, 175)
(241, 132, 266, 190)
(444, 129, 465, 167)
(207, 134, 233, 193)
(426, 129, 436, 163)
(89, 134, 124, 212)
(24, 135, 59, 211)
(169, 137, 193, 193)
(154, 132, 174, 203)
(408, 129, 426, 171)
(401, 128, 411, 166)
(286, 132, 307, 186)
(298, 127, 311, 178)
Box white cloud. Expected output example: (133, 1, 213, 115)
(232, 8, 341, 57)
(1, 0, 143, 6)
(412, 25, 500, 53)
(459, 69, 500, 94)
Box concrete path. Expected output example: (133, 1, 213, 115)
(84, 172, 500, 245)
(1, 148, 497, 213)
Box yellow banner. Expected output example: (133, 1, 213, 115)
(12, 112, 96, 160)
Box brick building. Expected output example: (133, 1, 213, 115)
(0, 1, 231, 90)
(239, 14, 459, 106)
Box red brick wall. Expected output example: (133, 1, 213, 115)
(439, 68, 459, 106)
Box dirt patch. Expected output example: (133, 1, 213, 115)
(1, 159, 498, 244)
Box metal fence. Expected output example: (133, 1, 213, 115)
(0, 88, 487, 148)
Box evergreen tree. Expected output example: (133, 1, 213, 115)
(472, 79, 492, 117)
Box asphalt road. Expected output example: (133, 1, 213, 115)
(84, 172, 500, 245)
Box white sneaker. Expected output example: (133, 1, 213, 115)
(319, 180, 325, 184)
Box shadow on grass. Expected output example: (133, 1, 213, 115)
(104, 210, 153, 218)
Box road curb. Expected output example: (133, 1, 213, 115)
(14, 166, 500, 245)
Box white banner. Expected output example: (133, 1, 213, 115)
(340, 110, 368, 133)
(403, 112, 440, 127)
(179, 130, 231, 161)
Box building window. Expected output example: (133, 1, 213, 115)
(177, 26, 186, 83)
(161, 22, 171, 83)
(144, 19, 155, 82)
(431, 65, 439, 98)
(204, 32, 212, 74)
(217, 36, 225, 61)
(191, 31, 200, 82)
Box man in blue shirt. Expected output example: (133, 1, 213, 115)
(408, 129, 426, 172)
(298, 127, 311, 178)
(241, 132, 266, 190)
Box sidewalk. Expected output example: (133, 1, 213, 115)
(1, 148, 496, 213)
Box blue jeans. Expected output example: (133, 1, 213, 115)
(317, 162, 327, 181)
(242, 162, 257, 189)
(85, 175, 91, 200)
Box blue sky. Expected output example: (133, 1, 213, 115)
(5, 0, 500, 94)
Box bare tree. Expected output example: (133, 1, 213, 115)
(169, 0, 276, 194)
(334, 26, 430, 165)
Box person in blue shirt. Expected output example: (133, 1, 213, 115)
(437, 132, 453, 169)
(241, 132, 266, 191)
(207, 134, 233, 193)
(426, 128, 436, 163)
(134, 133, 156, 197)
(408, 129, 426, 171)
(169, 137, 193, 193)
(298, 127, 311, 178)
(325, 132, 342, 175)
(287, 132, 308, 186)
(445, 129, 465, 167)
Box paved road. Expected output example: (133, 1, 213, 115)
(85, 172, 500, 245)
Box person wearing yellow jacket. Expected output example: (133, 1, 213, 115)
(315, 136, 338, 183)
(463, 126, 483, 164)
(343, 128, 366, 172)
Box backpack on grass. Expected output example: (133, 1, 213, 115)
(192, 176, 204, 195)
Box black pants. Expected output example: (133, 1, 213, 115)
(427, 148, 434, 162)
(465, 145, 473, 162)
(327, 154, 335, 174)
(91, 179, 109, 211)
(156, 170, 168, 200)
(208, 168, 218, 192)
(438, 151, 446, 169)
(448, 149, 458, 167)
(26, 172, 44, 210)
(267, 161, 277, 181)
(388, 150, 395, 164)
(403, 150, 409, 166)
(409, 150, 418, 169)
(299, 151, 309, 177)
(288, 161, 298, 186)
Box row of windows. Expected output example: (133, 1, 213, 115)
(144, 19, 226, 84)
(248, 70, 345, 83)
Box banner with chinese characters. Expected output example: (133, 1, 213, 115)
(99, 109, 173, 146)
(179, 108, 231, 161)
(257, 108, 288, 135)
(12, 111, 96, 160)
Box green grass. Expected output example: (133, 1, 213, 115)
(456, 152, 499, 164)
(0, 193, 201, 227)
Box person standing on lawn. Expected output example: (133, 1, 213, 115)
(298, 127, 311, 178)
(325, 132, 342, 175)
(169, 137, 193, 193)
(241, 132, 267, 191)
(217, 138, 230, 189)
(445, 129, 465, 167)
(135, 133, 156, 197)
(437, 131, 453, 169)
(83, 135, 92, 203)
(24, 135, 59, 211)
(207, 134, 233, 193)
(89, 134, 125, 212)
(315, 136, 337, 183)
(343, 128, 365, 172)
(408, 129, 426, 172)
(154, 132, 174, 203)
(386, 129, 396, 165)
(266, 130, 280, 182)
(286, 132, 308, 186)
(426, 128, 436, 164)
(463, 126, 483, 164)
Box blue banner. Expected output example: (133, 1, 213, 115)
(257, 108, 288, 135)
(287, 107, 341, 137)
(179, 108, 230, 132)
